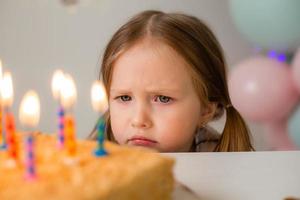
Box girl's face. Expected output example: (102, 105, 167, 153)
(109, 39, 206, 152)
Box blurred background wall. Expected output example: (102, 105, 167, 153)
(1, 0, 298, 150)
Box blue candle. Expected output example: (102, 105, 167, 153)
(94, 117, 107, 157)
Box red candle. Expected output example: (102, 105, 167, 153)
(0, 104, 4, 148)
(5, 111, 18, 159)
(2, 72, 18, 159)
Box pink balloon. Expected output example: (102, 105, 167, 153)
(264, 120, 297, 151)
(229, 56, 299, 122)
(292, 48, 300, 91)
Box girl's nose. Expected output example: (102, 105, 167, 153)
(131, 105, 152, 129)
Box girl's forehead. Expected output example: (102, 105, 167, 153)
(114, 39, 190, 76)
(110, 40, 194, 92)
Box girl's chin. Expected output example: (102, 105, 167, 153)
(131, 144, 159, 151)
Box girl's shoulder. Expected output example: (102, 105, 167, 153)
(194, 126, 220, 152)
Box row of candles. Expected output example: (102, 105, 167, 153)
(0, 60, 109, 180)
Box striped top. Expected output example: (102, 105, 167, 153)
(191, 126, 221, 152)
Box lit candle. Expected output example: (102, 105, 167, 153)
(2, 72, 18, 159)
(60, 74, 77, 156)
(19, 90, 40, 181)
(91, 80, 108, 156)
(51, 70, 65, 149)
(0, 60, 4, 149)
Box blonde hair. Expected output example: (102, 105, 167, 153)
(91, 10, 254, 152)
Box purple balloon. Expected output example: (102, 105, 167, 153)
(229, 56, 299, 122)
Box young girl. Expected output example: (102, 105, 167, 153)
(90, 10, 254, 152)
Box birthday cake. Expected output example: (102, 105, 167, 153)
(0, 133, 175, 200)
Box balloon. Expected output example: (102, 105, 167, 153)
(229, 56, 299, 122)
(288, 105, 300, 148)
(229, 0, 300, 52)
(264, 120, 297, 150)
(292, 48, 300, 91)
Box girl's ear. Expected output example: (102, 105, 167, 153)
(198, 102, 217, 127)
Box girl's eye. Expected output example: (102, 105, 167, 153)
(118, 95, 132, 102)
(154, 95, 172, 103)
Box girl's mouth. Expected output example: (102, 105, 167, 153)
(127, 136, 158, 147)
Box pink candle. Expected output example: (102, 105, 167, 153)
(19, 90, 40, 181)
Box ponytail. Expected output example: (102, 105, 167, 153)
(214, 106, 254, 152)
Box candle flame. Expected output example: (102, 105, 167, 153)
(19, 90, 40, 128)
(60, 74, 77, 109)
(51, 69, 65, 100)
(0, 59, 3, 78)
(91, 80, 108, 113)
(0, 60, 3, 98)
(1, 72, 13, 107)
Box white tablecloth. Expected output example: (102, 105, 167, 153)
(166, 151, 300, 200)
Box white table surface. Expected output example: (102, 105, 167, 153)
(166, 151, 300, 200)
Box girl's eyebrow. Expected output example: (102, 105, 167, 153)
(110, 89, 131, 94)
(110, 88, 181, 94)
(147, 89, 181, 94)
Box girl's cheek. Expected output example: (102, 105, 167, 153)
(110, 111, 129, 144)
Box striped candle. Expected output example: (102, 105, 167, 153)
(0, 60, 3, 149)
(0, 105, 2, 143)
(19, 90, 40, 181)
(57, 106, 65, 148)
(90, 80, 108, 157)
(25, 134, 36, 180)
(94, 117, 107, 156)
(64, 114, 76, 156)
